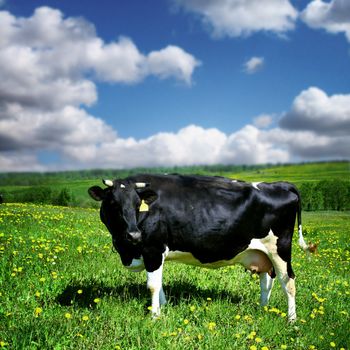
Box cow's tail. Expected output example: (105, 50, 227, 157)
(291, 185, 310, 252)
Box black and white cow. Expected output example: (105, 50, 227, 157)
(88, 174, 310, 322)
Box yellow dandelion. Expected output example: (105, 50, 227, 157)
(82, 315, 89, 321)
(235, 314, 241, 320)
(248, 331, 256, 340)
(34, 307, 43, 317)
(281, 345, 287, 349)
(207, 322, 216, 331)
(261, 347, 269, 350)
(330, 342, 336, 348)
(183, 319, 189, 325)
(35, 291, 41, 297)
(190, 305, 196, 312)
(65, 313, 72, 319)
(197, 334, 203, 340)
(39, 277, 46, 282)
(77, 289, 83, 294)
(255, 337, 263, 343)
(93, 298, 101, 303)
(250, 346, 257, 350)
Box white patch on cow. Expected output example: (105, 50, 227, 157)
(125, 258, 145, 272)
(166, 244, 272, 273)
(231, 180, 238, 183)
(259, 272, 274, 306)
(252, 182, 261, 190)
(298, 224, 308, 251)
(147, 251, 167, 317)
(120, 183, 126, 188)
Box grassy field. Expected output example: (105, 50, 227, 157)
(0, 203, 349, 349)
(227, 162, 350, 184)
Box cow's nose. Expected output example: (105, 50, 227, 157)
(128, 231, 142, 244)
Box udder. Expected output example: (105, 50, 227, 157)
(235, 249, 273, 273)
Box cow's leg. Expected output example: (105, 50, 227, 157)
(259, 272, 274, 306)
(146, 262, 164, 317)
(269, 255, 296, 322)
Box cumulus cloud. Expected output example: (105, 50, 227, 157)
(0, 7, 200, 171)
(279, 87, 350, 136)
(172, 0, 298, 38)
(277, 86, 350, 160)
(146, 46, 202, 85)
(243, 57, 265, 74)
(253, 114, 273, 128)
(301, 0, 350, 42)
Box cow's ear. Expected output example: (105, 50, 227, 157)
(88, 186, 106, 201)
(137, 188, 158, 205)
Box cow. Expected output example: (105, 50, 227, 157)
(88, 174, 311, 322)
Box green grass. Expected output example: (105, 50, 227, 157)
(227, 161, 350, 184)
(0, 203, 349, 349)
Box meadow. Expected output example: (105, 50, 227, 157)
(0, 203, 349, 349)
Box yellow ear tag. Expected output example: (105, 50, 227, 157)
(139, 200, 149, 212)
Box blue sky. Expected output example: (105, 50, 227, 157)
(0, 0, 349, 171)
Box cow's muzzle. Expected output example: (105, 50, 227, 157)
(127, 231, 142, 244)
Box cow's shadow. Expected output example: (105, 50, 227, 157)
(56, 280, 242, 309)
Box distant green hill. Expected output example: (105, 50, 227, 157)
(227, 161, 350, 184)
(0, 161, 349, 210)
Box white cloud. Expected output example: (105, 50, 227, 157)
(253, 114, 273, 128)
(173, 0, 298, 38)
(146, 46, 201, 85)
(0, 6, 200, 171)
(243, 57, 265, 74)
(301, 0, 350, 42)
(279, 87, 350, 136)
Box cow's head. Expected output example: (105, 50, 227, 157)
(88, 179, 157, 245)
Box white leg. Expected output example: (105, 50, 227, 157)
(259, 272, 274, 306)
(147, 263, 164, 317)
(270, 256, 296, 322)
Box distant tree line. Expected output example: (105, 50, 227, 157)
(0, 164, 276, 186)
(299, 180, 350, 211)
(0, 187, 75, 207)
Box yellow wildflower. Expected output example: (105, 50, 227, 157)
(34, 307, 43, 317)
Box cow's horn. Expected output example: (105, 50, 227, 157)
(103, 179, 114, 187)
(135, 182, 147, 188)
